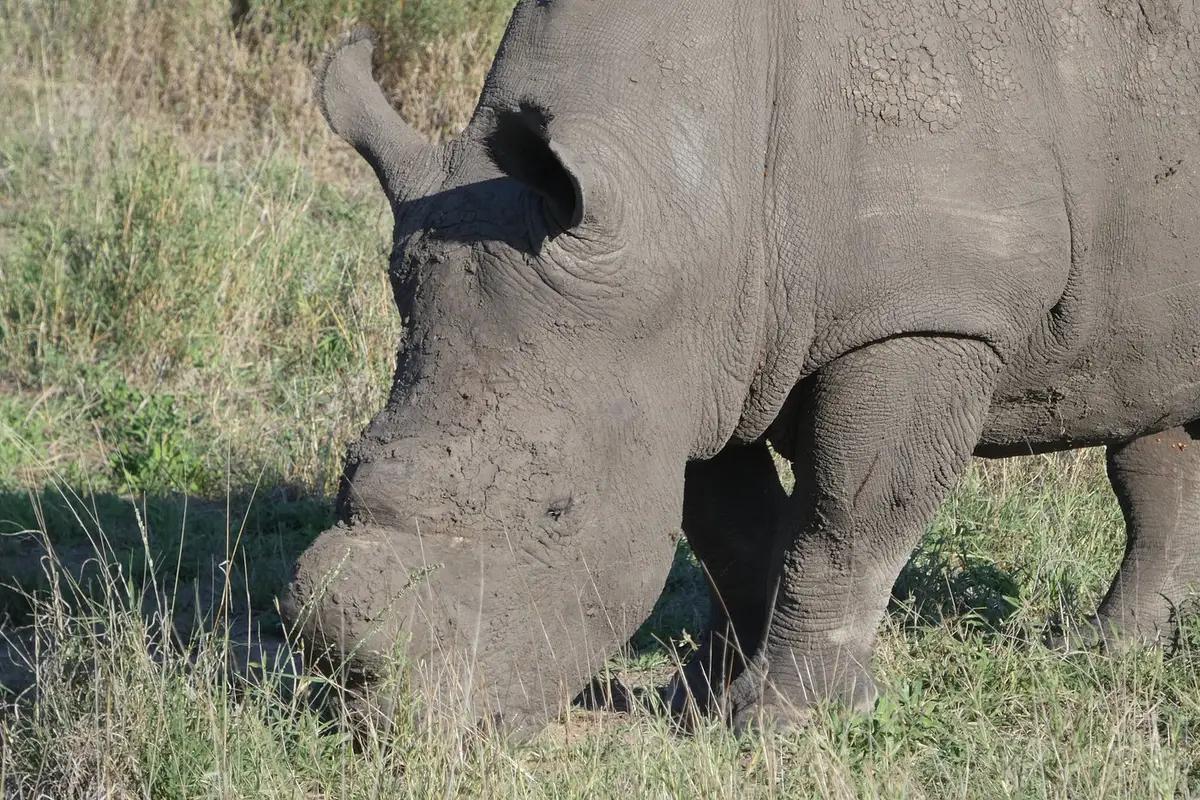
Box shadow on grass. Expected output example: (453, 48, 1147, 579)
(0, 487, 716, 646)
(0, 484, 332, 627)
(889, 534, 1022, 633)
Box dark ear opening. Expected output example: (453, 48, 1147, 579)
(485, 102, 585, 230)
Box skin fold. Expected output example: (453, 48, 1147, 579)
(279, 0, 1200, 738)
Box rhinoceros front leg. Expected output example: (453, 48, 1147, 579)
(1058, 422, 1200, 650)
(663, 441, 787, 722)
(727, 336, 1001, 733)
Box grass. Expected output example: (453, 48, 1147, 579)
(1, 1, 1198, 797)
(5, 456, 1199, 798)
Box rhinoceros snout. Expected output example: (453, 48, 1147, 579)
(279, 519, 486, 678)
(278, 518, 536, 737)
(278, 423, 681, 735)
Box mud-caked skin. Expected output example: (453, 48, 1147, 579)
(281, 0, 1200, 737)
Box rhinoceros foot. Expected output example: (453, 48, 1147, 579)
(1043, 612, 1172, 655)
(724, 653, 878, 737)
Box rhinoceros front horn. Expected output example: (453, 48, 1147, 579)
(314, 27, 436, 203)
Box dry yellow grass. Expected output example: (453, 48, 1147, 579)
(2, 0, 509, 183)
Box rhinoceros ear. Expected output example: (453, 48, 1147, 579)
(485, 103, 586, 231)
(315, 28, 435, 203)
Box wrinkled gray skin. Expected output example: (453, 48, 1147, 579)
(281, 0, 1200, 738)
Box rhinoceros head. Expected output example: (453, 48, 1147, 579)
(280, 23, 764, 738)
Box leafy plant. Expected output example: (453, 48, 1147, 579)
(86, 372, 213, 495)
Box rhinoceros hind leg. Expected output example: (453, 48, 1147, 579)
(1080, 423, 1200, 650)
(661, 440, 786, 724)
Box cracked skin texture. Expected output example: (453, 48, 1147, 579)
(280, 0, 1200, 739)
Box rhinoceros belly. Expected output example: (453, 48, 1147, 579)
(977, 277, 1200, 457)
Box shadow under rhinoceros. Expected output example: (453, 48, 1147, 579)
(889, 536, 1023, 633)
(0, 482, 712, 715)
(0, 483, 331, 701)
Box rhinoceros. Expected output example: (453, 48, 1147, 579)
(280, 0, 1200, 738)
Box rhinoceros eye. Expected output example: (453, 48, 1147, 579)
(546, 495, 574, 521)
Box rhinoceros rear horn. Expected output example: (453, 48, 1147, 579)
(314, 28, 434, 203)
